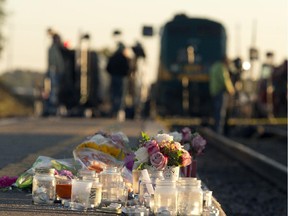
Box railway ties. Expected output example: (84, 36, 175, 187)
(165, 118, 286, 214)
(199, 127, 287, 192)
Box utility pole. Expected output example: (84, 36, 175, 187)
(235, 23, 241, 58)
(249, 20, 258, 80)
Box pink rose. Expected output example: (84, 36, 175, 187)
(150, 152, 168, 170)
(181, 150, 192, 167)
(145, 140, 160, 155)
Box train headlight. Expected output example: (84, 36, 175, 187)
(242, 61, 251, 71)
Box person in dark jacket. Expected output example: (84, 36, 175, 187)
(106, 42, 131, 119)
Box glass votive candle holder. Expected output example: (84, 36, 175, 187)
(70, 179, 93, 211)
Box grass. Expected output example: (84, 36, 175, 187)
(0, 81, 33, 118)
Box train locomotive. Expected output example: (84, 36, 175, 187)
(150, 14, 227, 119)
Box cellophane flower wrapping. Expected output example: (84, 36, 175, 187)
(73, 130, 133, 185)
(15, 156, 80, 189)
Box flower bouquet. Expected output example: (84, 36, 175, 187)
(133, 132, 192, 175)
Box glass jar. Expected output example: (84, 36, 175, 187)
(77, 169, 102, 208)
(32, 168, 56, 205)
(177, 178, 203, 216)
(77, 169, 97, 180)
(149, 170, 164, 190)
(99, 166, 123, 203)
(117, 179, 128, 205)
(202, 190, 219, 216)
(132, 169, 141, 195)
(90, 180, 102, 208)
(154, 180, 178, 215)
(139, 179, 154, 208)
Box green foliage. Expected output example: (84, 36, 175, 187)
(0, 80, 33, 117)
(141, 132, 150, 142)
(161, 144, 183, 166)
(0, 69, 44, 88)
(0, 0, 5, 56)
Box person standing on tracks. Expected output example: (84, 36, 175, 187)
(130, 41, 146, 119)
(209, 56, 235, 134)
(45, 32, 65, 115)
(106, 42, 131, 120)
(271, 59, 287, 117)
(257, 52, 275, 118)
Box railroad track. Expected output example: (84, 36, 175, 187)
(163, 118, 287, 191)
(199, 127, 287, 192)
(167, 122, 287, 215)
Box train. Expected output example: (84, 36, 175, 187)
(149, 14, 227, 119)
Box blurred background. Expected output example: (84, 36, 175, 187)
(0, 0, 287, 119)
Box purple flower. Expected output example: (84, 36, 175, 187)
(124, 153, 135, 171)
(0, 176, 18, 188)
(58, 170, 74, 179)
(181, 127, 192, 143)
(191, 134, 206, 156)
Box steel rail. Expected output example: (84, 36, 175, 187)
(199, 127, 287, 192)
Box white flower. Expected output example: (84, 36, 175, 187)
(173, 141, 183, 149)
(134, 147, 149, 163)
(169, 131, 183, 142)
(155, 134, 174, 143)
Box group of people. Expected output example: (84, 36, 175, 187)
(44, 27, 145, 119)
(209, 52, 287, 134)
(106, 41, 146, 121)
(257, 52, 287, 118)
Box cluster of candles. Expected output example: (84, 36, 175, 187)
(132, 169, 219, 216)
(31, 167, 219, 215)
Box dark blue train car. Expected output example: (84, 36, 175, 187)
(151, 14, 227, 118)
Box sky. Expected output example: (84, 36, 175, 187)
(0, 0, 287, 85)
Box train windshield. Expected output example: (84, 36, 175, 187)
(160, 18, 226, 74)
